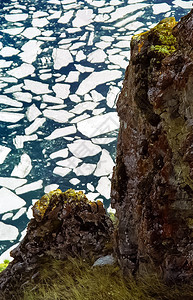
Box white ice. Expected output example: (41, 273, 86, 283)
(0, 177, 27, 190)
(20, 40, 43, 63)
(106, 86, 120, 108)
(74, 163, 96, 176)
(12, 207, 27, 220)
(0, 222, 19, 241)
(0, 47, 20, 57)
(0, 146, 11, 164)
(90, 90, 104, 102)
(52, 49, 73, 70)
(65, 71, 80, 83)
(48, 11, 62, 20)
(77, 112, 119, 138)
(50, 148, 68, 159)
(88, 49, 106, 63)
(33, 11, 48, 18)
(69, 95, 81, 103)
(2, 213, 13, 221)
(0, 96, 23, 109)
(4, 83, 23, 94)
(125, 21, 144, 30)
(56, 157, 81, 169)
(25, 117, 46, 135)
(75, 50, 86, 61)
(95, 41, 111, 49)
(96, 176, 111, 199)
(5, 13, 28, 22)
(68, 139, 101, 158)
(0, 111, 24, 123)
(70, 42, 86, 50)
(0, 187, 25, 214)
(114, 11, 143, 27)
(44, 184, 59, 193)
(23, 79, 51, 94)
(45, 125, 76, 140)
(16, 180, 43, 195)
(86, 192, 99, 201)
(172, 0, 193, 8)
(70, 101, 98, 114)
(32, 17, 49, 27)
(43, 109, 74, 123)
(94, 149, 114, 177)
(72, 9, 94, 27)
(53, 83, 71, 99)
(7, 63, 35, 79)
(21, 27, 41, 39)
(1, 27, 24, 35)
(152, 3, 170, 14)
(11, 153, 32, 178)
(58, 11, 74, 23)
(42, 94, 64, 104)
(92, 137, 116, 144)
(109, 3, 149, 22)
(70, 113, 90, 123)
(0, 60, 12, 68)
(53, 166, 71, 176)
(13, 135, 38, 149)
(75, 64, 94, 73)
(13, 92, 32, 103)
(76, 70, 122, 95)
(69, 178, 80, 185)
(92, 108, 105, 115)
(26, 104, 42, 122)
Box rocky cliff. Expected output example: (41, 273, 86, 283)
(111, 10, 193, 282)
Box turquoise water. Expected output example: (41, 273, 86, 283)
(0, 0, 191, 260)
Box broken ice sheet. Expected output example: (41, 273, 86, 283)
(0, 146, 11, 164)
(25, 118, 46, 135)
(68, 139, 101, 158)
(56, 157, 82, 169)
(26, 104, 41, 122)
(0, 222, 19, 241)
(11, 153, 32, 178)
(0, 187, 25, 214)
(72, 9, 95, 27)
(52, 49, 73, 70)
(94, 149, 115, 177)
(13, 135, 38, 149)
(96, 176, 111, 199)
(21, 27, 41, 39)
(45, 125, 76, 140)
(74, 163, 96, 176)
(15, 180, 43, 195)
(53, 166, 71, 176)
(50, 149, 68, 159)
(43, 109, 74, 123)
(7, 63, 35, 79)
(23, 80, 51, 94)
(0, 47, 20, 57)
(0, 177, 27, 190)
(0, 112, 24, 123)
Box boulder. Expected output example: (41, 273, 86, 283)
(111, 11, 193, 283)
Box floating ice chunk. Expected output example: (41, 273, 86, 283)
(25, 117, 46, 135)
(72, 9, 94, 27)
(50, 148, 68, 159)
(76, 70, 122, 95)
(69, 94, 81, 103)
(48, 11, 62, 20)
(42, 94, 64, 104)
(7, 63, 35, 79)
(0, 222, 19, 241)
(77, 112, 119, 138)
(125, 21, 144, 30)
(2, 27, 24, 35)
(152, 3, 170, 14)
(106, 86, 120, 108)
(45, 125, 76, 140)
(58, 11, 73, 23)
(12, 207, 27, 220)
(114, 11, 143, 27)
(2, 213, 13, 221)
(16, 180, 43, 195)
(96, 176, 111, 199)
(33, 11, 48, 18)
(13, 92, 32, 103)
(43, 109, 74, 123)
(68, 139, 101, 158)
(57, 157, 81, 169)
(11, 153, 32, 178)
(75, 64, 94, 73)
(0, 112, 24, 123)
(21, 27, 41, 39)
(13, 135, 38, 149)
(44, 184, 59, 193)
(40, 73, 52, 80)
(172, 0, 193, 8)
(23, 79, 51, 94)
(0, 95, 23, 107)
(92, 137, 116, 144)
(99, 6, 114, 13)
(95, 41, 111, 49)
(26, 104, 41, 122)
(109, 4, 149, 22)
(65, 71, 80, 83)
(55, 75, 66, 83)
(86, 192, 100, 201)
(52, 49, 73, 70)
(0, 47, 20, 57)
(90, 90, 104, 102)
(70, 102, 98, 114)
(47, 104, 66, 110)
(0, 146, 11, 164)
(88, 31, 95, 46)
(88, 49, 106, 63)
(32, 17, 49, 27)
(20, 40, 43, 63)
(92, 108, 106, 115)
(5, 13, 28, 22)
(70, 178, 80, 185)
(53, 166, 71, 176)
(94, 149, 114, 177)
(53, 83, 70, 99)
(0, 76, 17, 83)
(87, 183, 94, 192)
(0, 187, 25, 214)
(0, 60, 12, 68)
(75, 50, 86, 61)
(70, 113, 90, 123)
(70, 42, 86, 50)
(74, 163, 96, 176)
(94, 14, 110, 22)
(0, 177, 27, 190)
(4, 83, 23, 94)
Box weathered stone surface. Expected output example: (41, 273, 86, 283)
(0, 189, 113, 298)
(111, 11, 193, 282)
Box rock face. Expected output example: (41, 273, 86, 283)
(0, 189, 113, 298)
(111, 11, 193, 282)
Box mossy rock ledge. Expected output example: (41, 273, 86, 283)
(0, 189, 113, 299)
(111, 11, 193, 283)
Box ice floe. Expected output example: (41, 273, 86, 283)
(15, 180, 43, 195)
(94, 149, 114, 176)
(0, 111, 24, 123)
(88, 49, 107, 63)
(68, 139, 101, 158)
(12, 207, 27, 220)
(74, 163, 96, 176)
(53, 83, 71, 99)
(77, 112, 119, 138)
(0, 146, 11, 164)
(13, 135, 38, 149)
(21, 27, 41, 39)
(92, 137, 116, 144)
(5, 13, 28, 22)
(0, 222, 19, 241)
(45, 125, 76, 140)
(23, 79, 51, 94)
(65, 71, 80, 83)
(0, 47, 20, 57)
(72, 9, 94, 27)
(75, 50, 86, 61)
(2, 213, 13, 221)
(13, 92, 32, 103)
(7, 63, 35, 79)
(1, 27, 24, 35)
(106, 86, 120, 108)
(53, 166, 71, 176)
(32, 17, 49, 27)
(26, 104, 42, 122)
(69, 178, 80, 185)
(96, 176, 111, 199)
(58, 11, 74, 23)
(152, 3, 170, 14)
(20, 40, 43, 63)
(0, 177, 27, 190)
(172, 0, 193, 9)
(42, 94, 64, 104)
(25, 117, 46, 135)
(43, 109, 74, 123)
(70, 102, 98, 114)
(44, 184, 59, 193)
(52, 49, 73, 70)
(11, 153, 32, 178)
(56, 156, 81, 169)
(0, 187, 25, 214)
(50, 149, 69, 159)
(76, 70, 122, 95)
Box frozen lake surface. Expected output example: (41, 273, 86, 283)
(0, 0, 191, 260)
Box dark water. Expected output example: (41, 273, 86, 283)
(0, 0, 191, 260)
